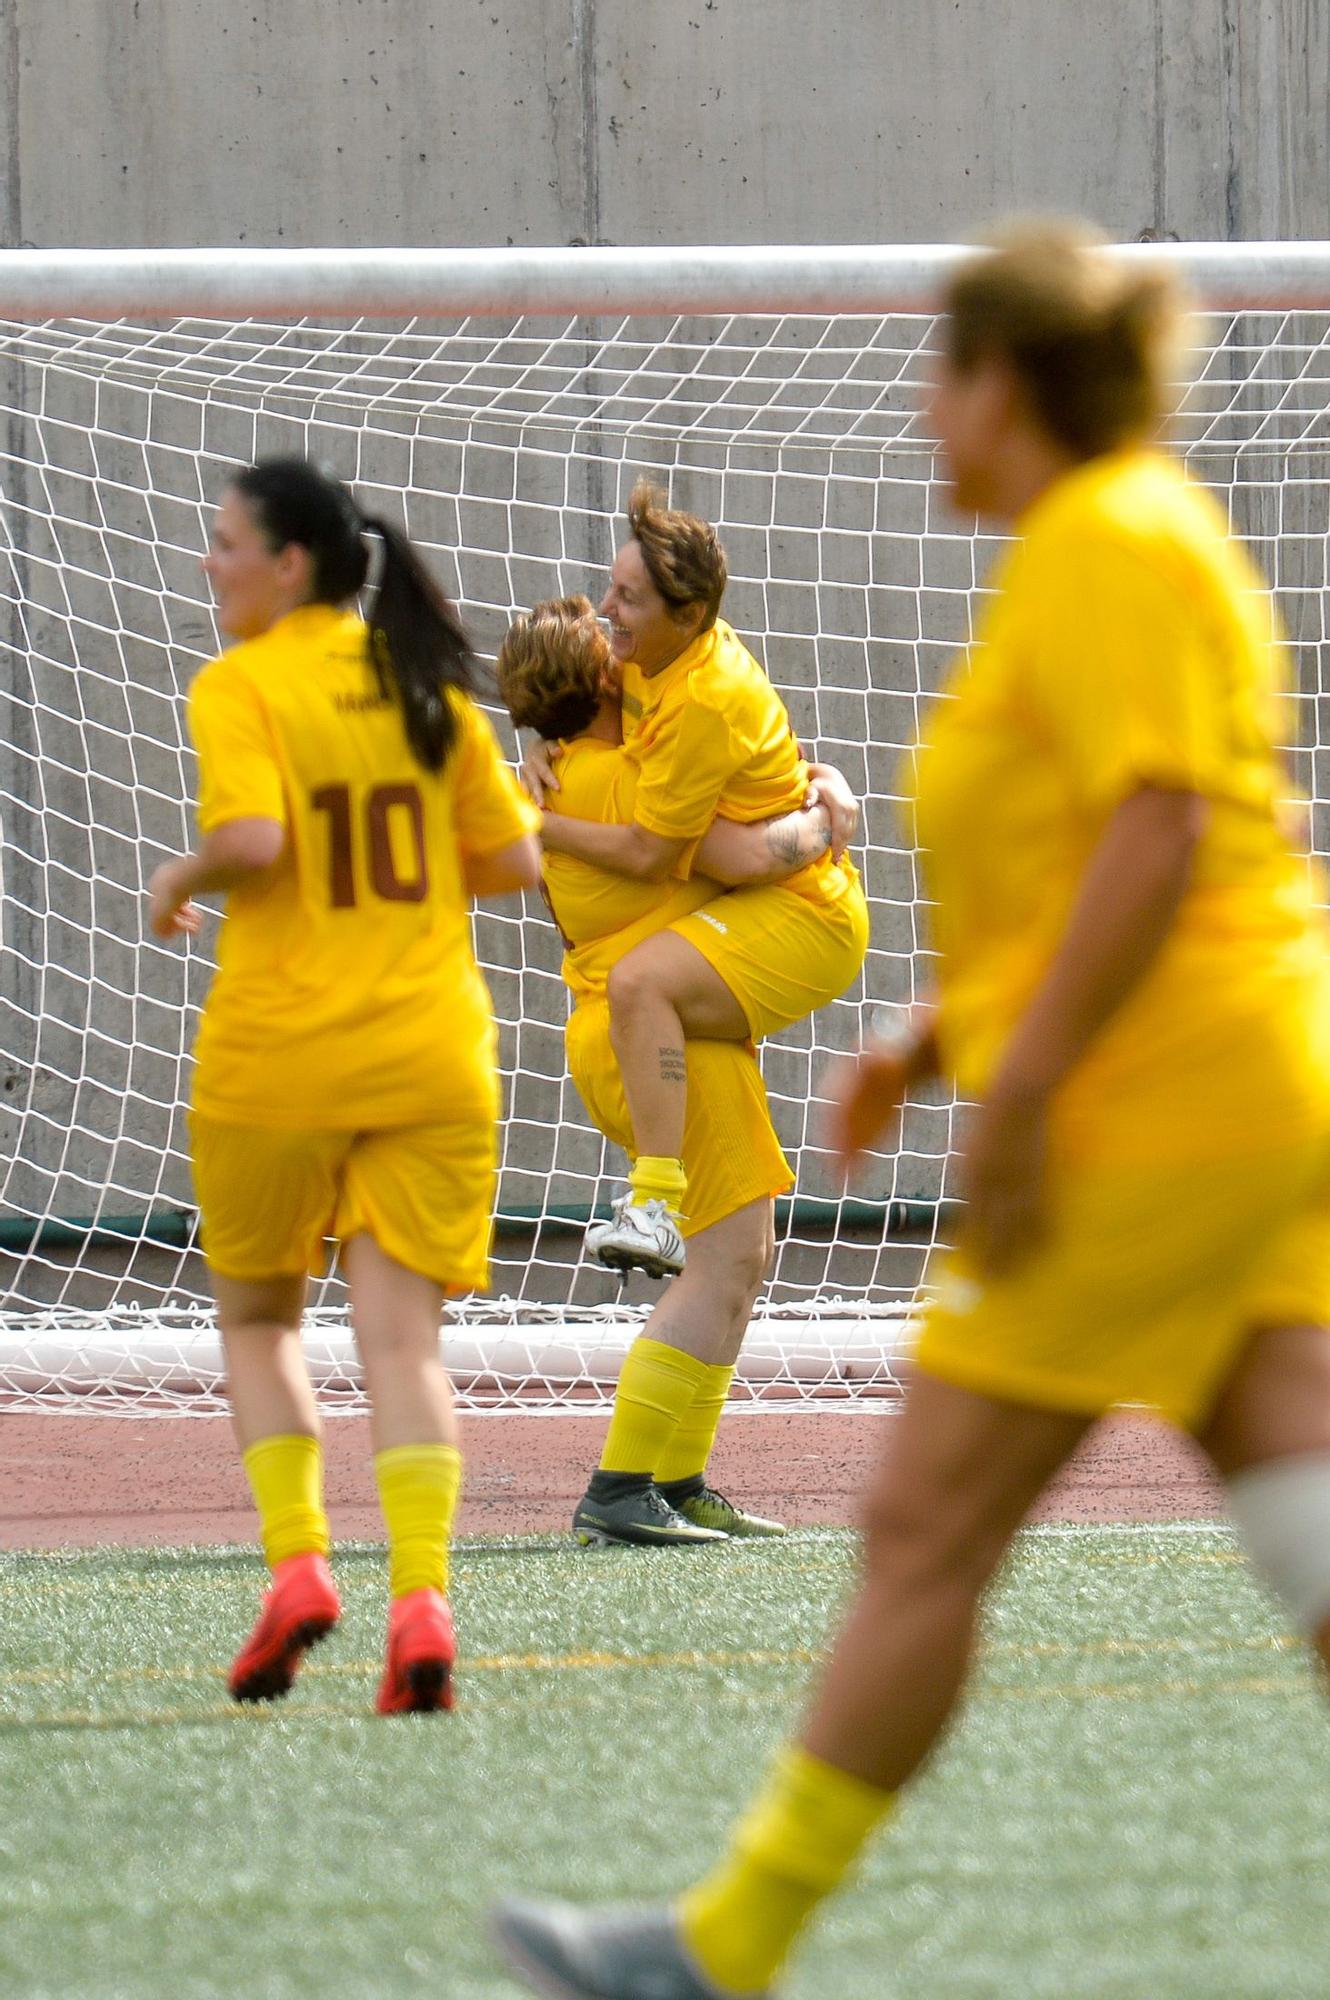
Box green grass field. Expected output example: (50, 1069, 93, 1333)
(3, 1525, 1329, 1999)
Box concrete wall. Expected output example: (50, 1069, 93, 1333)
(1, 1, 1328, 252)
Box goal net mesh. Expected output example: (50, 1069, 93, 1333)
(1, 298, 1326, 1409)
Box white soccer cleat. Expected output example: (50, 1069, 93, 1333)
(586, 1195, 686, 1279)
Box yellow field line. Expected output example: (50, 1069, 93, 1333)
(1, 1670, 1317, 1737)
(0, 1645, 822, 1692)
(0, 1630, 1305, 1700)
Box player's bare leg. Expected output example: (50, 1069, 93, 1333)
(496, 1375, 1094, 1995)
(606, 931, 752, 1165)
(343, 1232, 459, 1713)
(800, 1374, 1091, 1786)
(591, 934, 753, 1279)
(212, 1271, 340, 1702)
(575, 1197, 776, 1548)
(642, 1196, 774, 1368)
(213, 1271, 316, 1449)
(343, 1232, 456, 1453)
(1198, 1320, 1330, 1677)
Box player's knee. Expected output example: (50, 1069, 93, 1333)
(606, 951, 654, 1020)
(725, 1235, 771, 1306)
(1226, 1449, 1330, 1634)
(357, 1322, 439, 1376)
(860, 1478, 1002, 1593)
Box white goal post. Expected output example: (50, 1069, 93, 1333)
(2, 241, 1328, 1412)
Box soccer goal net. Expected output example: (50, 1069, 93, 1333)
(1, 245, 1327, 1411)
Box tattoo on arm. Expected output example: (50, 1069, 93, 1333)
(766, 814, 830, 869)
(658, 1045, 687, 1085)
(767, 820, 804, 866)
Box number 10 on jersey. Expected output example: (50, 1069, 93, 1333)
(311, 782, 430, 907)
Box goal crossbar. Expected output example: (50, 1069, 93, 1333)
(3, 241, 1330, 322)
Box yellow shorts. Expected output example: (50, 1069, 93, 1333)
(916, 1138, 1330, 1432)
(189, 1113, 496, 1295)
(565, 1000, 793, 1237)
(669, 867, 870, 1042)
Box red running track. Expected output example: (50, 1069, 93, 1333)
(0, 1408, 1221, 1550)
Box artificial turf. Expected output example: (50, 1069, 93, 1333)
(2, 1525, 1328, 1999)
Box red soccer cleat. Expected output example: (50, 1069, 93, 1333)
(227, 1551, 342, 1703)
(375, 1587, 456, 1714)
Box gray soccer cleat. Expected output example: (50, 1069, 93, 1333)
(674, 1486, 787, 1540)
(572, 1484, 727, 1549)
(586, 1196, 686, 1280)
(490, 1897, 771, 2000)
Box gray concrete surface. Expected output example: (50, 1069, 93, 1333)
(0, 2, 1328, 253)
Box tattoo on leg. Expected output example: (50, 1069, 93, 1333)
(659, 1045, 687, 1085)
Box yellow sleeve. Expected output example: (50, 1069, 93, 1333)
(188, 661, 287, 833)
(1025, 536, 1246, 810)
(632, 685, 743, 841)
(451, 697, 541, 855)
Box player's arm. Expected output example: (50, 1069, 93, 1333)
(694, 805, 829, 885)
(821, 1006, 940, 1179)
(965, 783, 1206, 1278)
(148, 818, 285, 939)
(694, 761, 860, 886)
(152, 663, 289, 940)
(462, 832, 542, 898)
(805, 762, 860, 859)
(546, 683, 748, 882)
(452, 699, 543, 898)
(536, 811, 690, 884)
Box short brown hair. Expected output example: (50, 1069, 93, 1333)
(944, 220, 1186, 459)
(626, 480, 728, 630)
(496, 595, 610, 739)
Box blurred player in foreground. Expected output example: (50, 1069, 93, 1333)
(492, 222, 1330, 1995)
(149, 458, 539, 1714)
(522, 485, 869, 1284)
(499, 595, 850, 1547)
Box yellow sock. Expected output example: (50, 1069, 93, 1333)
(598, 1337, 711, 1475)
(241, 1434, 329, 1569)
(374, 1443, 463, 1598)
(629, 1153, 687, 1217)
(678, 1743, 894, 1994)
(655, 1363, 735, 1486)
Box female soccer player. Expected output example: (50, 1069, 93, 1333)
(492, 224, 1330, 1996)
(148, 458, 539, 1714)
(524, 486, 870, 1281)
(499, 596, 844, 1547)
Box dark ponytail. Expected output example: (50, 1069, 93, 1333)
(359, 513, 476, 771)
(229, 456, 476, 772)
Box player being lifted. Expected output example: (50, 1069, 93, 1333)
(148, 458, 539, 1713)
(499, 595, 853, 1547)
(493, 225, 1330, 1998)
(522, 483, 871, 1287)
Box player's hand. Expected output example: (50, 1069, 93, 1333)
(820, 1039, 912, 1182)
(804, 764, 860, 861)
(957, 1086, 1050, 1279)
(147, 862, 202, 941)
(521, 738, 563, 805)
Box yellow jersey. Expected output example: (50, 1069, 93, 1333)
(620, 618, 852, 908)
(543, 736, 713, 1000)
(188, 602, 538, 1129)
(909, 448, 1330, 1163)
